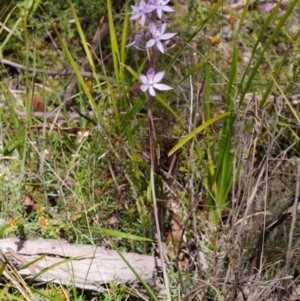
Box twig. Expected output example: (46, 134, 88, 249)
(46, 29, 63, 57)
(276, 161, 300, 300)
(0, 58, 115, 83)
(17, 111, 94, 122)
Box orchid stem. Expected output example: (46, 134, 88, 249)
(147, 94, 171, 301)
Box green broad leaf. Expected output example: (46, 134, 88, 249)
(168, 111, 231, 156)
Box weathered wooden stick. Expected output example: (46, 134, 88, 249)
(0, 238, 160, 292)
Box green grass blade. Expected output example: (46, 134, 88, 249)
(42, 13, 105, 126)
(239, 0, 298, 105)
(216, 47, 237, 177)
(108, 238, 159, 301)
(107, 0, 120, 85)
(259, 51, 288, 108)
(122, 61, 146, 81)
(30, 287, 64, 301)
(3, 128, 26, 153)
(5, 293, 32, 301)
(67, 0, 122, 129)
(68, 0, 95, 73)
(0, 262, 7, 277)
(28, 255, 85, 284)
(168, 112, 231, 156)
(17, 255, 45, 272)
(155, 93, 183, 126)
(271, 74, 300, 124)
(90, 227, 153, 241)
(120, 2, 129, 97)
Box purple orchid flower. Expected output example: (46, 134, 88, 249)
(146, 22, 176, 53)
(263, 3, 273, 13)
(130, 0, 154, 26)
(140, 68, 173, 96)
(148, 0, 174, 19)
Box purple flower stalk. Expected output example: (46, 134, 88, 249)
(129, 0, 176, 96)
(128, 3, 175, 298)
(140, 68, 173, 96)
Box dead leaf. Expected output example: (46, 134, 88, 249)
(23, 94, 45, 112)
(22, 195, 39, 213)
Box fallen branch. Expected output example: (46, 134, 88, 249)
(0, 238, 160, 292)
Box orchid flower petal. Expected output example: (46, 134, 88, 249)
(149, 86, 156, 96)
(140, 74, 148, 84)
(153, 83, 173, 91)
(140, 84, 149, 92)
(160, 6, 174, 12)
(156, 40, 164, 53)
(146, 68, 155, 78)
(153, 71, 165, 83)
(146, 39, 156, 48)
(159, 32, 177, 40)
